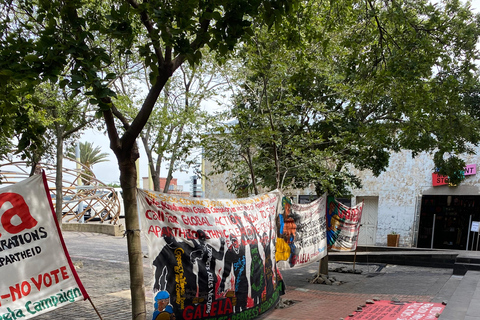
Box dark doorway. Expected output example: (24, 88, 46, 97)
(418, 195, 480, 249)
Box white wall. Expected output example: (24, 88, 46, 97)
(352, 150, 480, 246)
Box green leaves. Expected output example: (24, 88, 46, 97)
(204, 0, 480, 196)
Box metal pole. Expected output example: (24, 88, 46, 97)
(472, 232, 476, 251)
(431, 214, 436, 249)
(476, 232, 480, 251)
(76, 142, 84, 223)
(353, 248, 357, 272)
(467, 215, 472, 251)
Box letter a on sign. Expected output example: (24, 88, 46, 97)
(0, 192, 38, 234)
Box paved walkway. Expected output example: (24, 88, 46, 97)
(31, 232, 466, 320)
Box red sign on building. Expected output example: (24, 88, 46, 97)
(432, 173, 449, 187)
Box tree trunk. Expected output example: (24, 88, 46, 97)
(140, 133, 161, 191)
(315, 182, 329, 276)
(245, 146, 258, 195)
(318, 254, 329, 276)
(119, 154, 146, 320)
(163, 123, 185, 193)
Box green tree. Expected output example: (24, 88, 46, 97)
(66, 141, 110, 184)
(0, 0, 295, 318)
(35, 83, 96, 222)
(204, 0, 480, 278)
(205, 0, 480, 197)
(117, 54, 226, 192)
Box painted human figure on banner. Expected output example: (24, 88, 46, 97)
(219, 232, 249, 313)
(261, 230, 274, 300)
(153, 291, 175, 320)
(276, 197, 300, 267)
(241, 211, 265, 306)
(190, 229, 225, 305)
(153, 233, 197, 307)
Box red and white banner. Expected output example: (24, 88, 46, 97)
(350, 300, 445, 319)
(276, 195, 327, 269)
(327, 198, 363, 251)
(138, 189, 284, 320)
(0, 173, 88, 319)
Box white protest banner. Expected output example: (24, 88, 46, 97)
(137, 189, 284, 320)
(0, 173, 88, 319)
(275, 195, 327, 269)
(327, 197, 364, 251)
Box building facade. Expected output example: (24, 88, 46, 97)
(350, 150, 480, 249)
(141, 177, 191, 197)
(204, 149, 480, 249)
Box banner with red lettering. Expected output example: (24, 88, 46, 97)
(326, 197, 363, 251)
(275, 195, 327, 269)
(0, 173, 88, 319)
(137, 189, 284, 320)
(349, 300, 445, 319)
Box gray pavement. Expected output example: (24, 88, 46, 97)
(31, 231, 470, 319)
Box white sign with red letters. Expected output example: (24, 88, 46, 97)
(0, 173, 88, 319)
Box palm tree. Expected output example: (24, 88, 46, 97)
(67, 141, 110, 185)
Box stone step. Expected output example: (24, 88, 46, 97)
(453, 262, 480, 275)
(439, 271, 480, 319)
(329, 250, 457, 268)
(456, 254, 480, 263)
(453, 254, 480, 275)
(431, 274, 463, 305)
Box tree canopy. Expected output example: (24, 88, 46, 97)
(1, 0, 296, 318)
(203, 0, 480, 196)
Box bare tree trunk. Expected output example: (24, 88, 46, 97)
(163, 124, 185, 193)
(141, 133, 162, 191)
(245, 146, 258, 195)
(119, 152, 146, 320)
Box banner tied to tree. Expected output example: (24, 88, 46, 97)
(275, 194, 327, 269)
(138, 189, 285, 320)
(0, 173, 88, 319)
(326, 197, 364, 251)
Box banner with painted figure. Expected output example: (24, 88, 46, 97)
(326, 196, 364, 251)
(137, 189, 285, 320)
(275, 195, 327, 269)
(0, 173, 88, 319)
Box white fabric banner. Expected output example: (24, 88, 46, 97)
(0, 174, 88, 319)
(275, 195, 327, 269)
(137, 189, 284, 320)
(327, 199, 364, 251)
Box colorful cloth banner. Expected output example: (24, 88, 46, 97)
(326, 197, 363, 251)
(137, 189, 285, 320)
(0, 173, 88, 319)
(275, 195, 327, 269)
(350, 300, 445, 319)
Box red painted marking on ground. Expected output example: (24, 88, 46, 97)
(350, 300, 445, 319)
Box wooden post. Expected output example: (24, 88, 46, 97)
(353, 248, 357, 272)
(319, 254, 329, 275)
(88, 297, 104, 320)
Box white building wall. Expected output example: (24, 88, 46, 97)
(203, 149, 480, 247)
(203, 160, 236, 198)
(351, 150, 480, 247)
